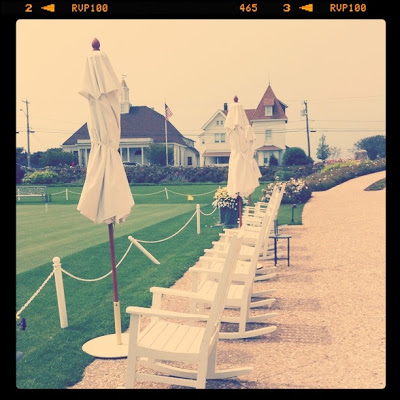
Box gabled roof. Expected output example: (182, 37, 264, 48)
(250, 85, 288, 121)
(63, 106, 187, 146)
(200, 85, 287, 135)
(245, 109, 256, 121)
(200, 109, 227, 131)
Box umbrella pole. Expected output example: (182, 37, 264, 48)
(108, 223, 122, 345)
(80, 224, 129, 357)
(238, 196, 242, 227)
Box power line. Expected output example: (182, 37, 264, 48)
(17, 127, 385, 137)
(19, 99, 33, 168)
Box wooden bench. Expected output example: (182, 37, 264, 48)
(16, 186, 51, 202)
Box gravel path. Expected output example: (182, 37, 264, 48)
(70, 171, 386, 389)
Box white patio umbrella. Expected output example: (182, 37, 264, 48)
(225, 96, 261, 226)
(77, 38, 136, 358)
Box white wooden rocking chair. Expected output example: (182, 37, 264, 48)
(125, 231, 252, 389)
(187, 206, 278, 340)
(213, 182, 286, 280)
(196, 199, 278, 299)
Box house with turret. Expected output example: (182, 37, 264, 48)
(198, 85, 288, 166)
(62, 79, 199, 167)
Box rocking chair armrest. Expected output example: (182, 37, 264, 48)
(190, 266, 249, 282)
(126, 305, 209, 321)
(189, 266, 223, 280)
(150, 286, 214, 302)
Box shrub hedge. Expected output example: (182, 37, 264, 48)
(17, 158, 385, 190)
(305, 158, 386, 192)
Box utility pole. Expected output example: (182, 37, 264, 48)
(303, 100, 310, 158)
(20, 99, 32, 168)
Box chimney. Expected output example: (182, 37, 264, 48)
(121, 77, 131, 114)
(223, 102, 228, 111)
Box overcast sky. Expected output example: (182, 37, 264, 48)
(16, 19, 385, 159)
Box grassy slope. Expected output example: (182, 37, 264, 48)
(16, 203, 198, 274)
(16, 206, 224, 389)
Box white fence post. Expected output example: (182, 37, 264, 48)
(165, 187, 169, 200)
(196, 204, 201, 234)
(52, 257, 68, 328)
(65, 188, 69, 201)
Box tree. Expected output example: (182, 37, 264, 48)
(355, 135, 386, 160)
(329, 147, 342, 160)
(16, 163, 25, 184)
(32, 148, 78, 167)
(16, 147, 27, 167)
(269, 154, 279, 166)
(282, 147, 313, 166)
(316, 134, 331, 162)
(148, 143, 174, 166)
(30, 151, 44, 168)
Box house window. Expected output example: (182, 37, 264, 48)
(188, 156, 192, 166)
(216, 156, 229, 164)
(265, 106, 273, 116)
(265, 130, 272, 144)
(214, 133, 226, 143)
(264, 152, 269, 165)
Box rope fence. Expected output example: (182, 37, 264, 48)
(199, 207, 218, 216)
(60, 241, 134, 282)
(16, 202, 221, 328)
(16, 270, 55, 320)
(49, 187, 219, 201)
(166, 188, 217, 197)
(135, 210, 197, 244)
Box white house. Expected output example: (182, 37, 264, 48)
(198, 84, 288, 166)
(62, 79, 199, 167)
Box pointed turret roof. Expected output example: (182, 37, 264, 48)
(249, 85, 288, 121)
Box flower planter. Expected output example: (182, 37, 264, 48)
(219, 206, 239, 228)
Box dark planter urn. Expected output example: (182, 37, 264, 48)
(219, 206, 239, 228)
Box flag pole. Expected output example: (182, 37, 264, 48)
(164, 99, 168, 166)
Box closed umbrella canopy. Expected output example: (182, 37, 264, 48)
(225, 97, 261, 199)
(77, 41, 134, 224)
(78, 39, 134, 357)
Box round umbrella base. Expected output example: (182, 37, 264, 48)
(82, 332, 129, 359)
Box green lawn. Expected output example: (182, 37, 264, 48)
(16, 203, 199, 274)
